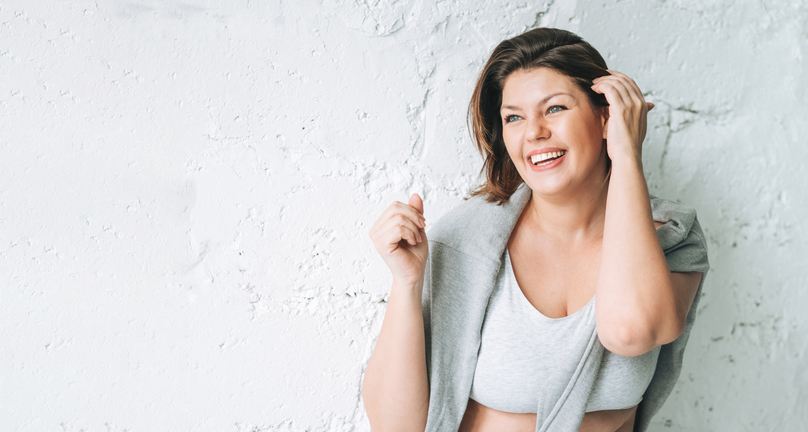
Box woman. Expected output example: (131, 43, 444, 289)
(362, 28, 709, 432)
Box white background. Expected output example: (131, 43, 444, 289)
(1, 1, 806, 431)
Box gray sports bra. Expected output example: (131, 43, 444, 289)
(469, 248, 661, 413)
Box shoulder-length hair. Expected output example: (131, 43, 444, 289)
(467, 28, 611, 204)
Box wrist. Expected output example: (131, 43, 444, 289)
(391, 277, 425, 299)
(609, 150, 643, 171)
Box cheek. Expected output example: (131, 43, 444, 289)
(571, 119, 604, 151)
(501, 126, 515, 143)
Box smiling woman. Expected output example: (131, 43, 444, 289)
(498, 68, 609, 198)
(362, 27, 710, 432)
(468, 29, 611, 204)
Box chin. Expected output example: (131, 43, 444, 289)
(523, 178, 570, 197)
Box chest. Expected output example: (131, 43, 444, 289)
(506, 233, 601, 319)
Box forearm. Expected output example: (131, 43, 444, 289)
(362, 279, 429, 432)
(595, 157, 680, 356)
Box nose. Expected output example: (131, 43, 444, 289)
(526, 116, 550, 141)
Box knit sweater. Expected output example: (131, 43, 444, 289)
(421, 182, 710, 432)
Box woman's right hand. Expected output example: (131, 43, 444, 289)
(369, 193, 429, 287)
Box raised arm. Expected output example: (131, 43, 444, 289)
(362, 194, 430, 431)
(591, 71, 702, 357)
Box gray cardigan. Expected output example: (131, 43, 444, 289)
(421, 182, 710, 432)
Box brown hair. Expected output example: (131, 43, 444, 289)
(466, 27, 611, 204)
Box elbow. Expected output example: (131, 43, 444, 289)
(361, 379, 429, 432)
(599, 323, 654, 357)
(599, 316, 685, 357)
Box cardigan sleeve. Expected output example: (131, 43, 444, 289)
(662, 215, 710, 273)
(651, 196, 710, 274)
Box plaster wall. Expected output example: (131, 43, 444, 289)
(1, 0, 806, 431)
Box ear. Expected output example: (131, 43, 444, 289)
(600, 107, 609, 139)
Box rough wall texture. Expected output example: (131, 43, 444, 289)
(1, 0, 805, 431)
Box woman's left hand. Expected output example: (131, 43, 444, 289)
(591, 70, 654, 164)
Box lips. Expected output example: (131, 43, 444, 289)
(526, 148, 567, 171)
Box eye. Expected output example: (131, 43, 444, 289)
(504, 114, 521, 123)
(547, 105, 567, 114)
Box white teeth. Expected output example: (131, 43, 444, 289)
(531, 150, 565, 165)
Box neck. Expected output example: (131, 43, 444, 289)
(524, 176, 610, 243)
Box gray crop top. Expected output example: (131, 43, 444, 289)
(469, 248, 661, 414)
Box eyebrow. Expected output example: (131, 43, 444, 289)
(500, 92, 571, 112)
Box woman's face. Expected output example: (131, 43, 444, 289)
(500, 67, 608, 198)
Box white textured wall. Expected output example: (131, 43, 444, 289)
(1, 1, 806, 431)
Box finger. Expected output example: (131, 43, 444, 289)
(605, 69, 630, 79)
(618, 76, 646, 108)
(383, 213, 423, 244)
(390, 215, 423, 243)
(370, 201, 425, 248)
(408, 193, 425, 216)
(595, 76, 634, 106)
(381, 200, 426, 228)
(395, 199, 425, 222)
(604, 71, 645, 106)
(591, 79, 627, 108)
(386, 221, 421, 249)
(646, 102, 655, 111)
(605, 70, 639, 90)
(597, 72, 641, 97)
(594, 76, 646, 114)
(377, 221, 420, 253)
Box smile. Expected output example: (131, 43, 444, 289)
(530, 150, 566, 166)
